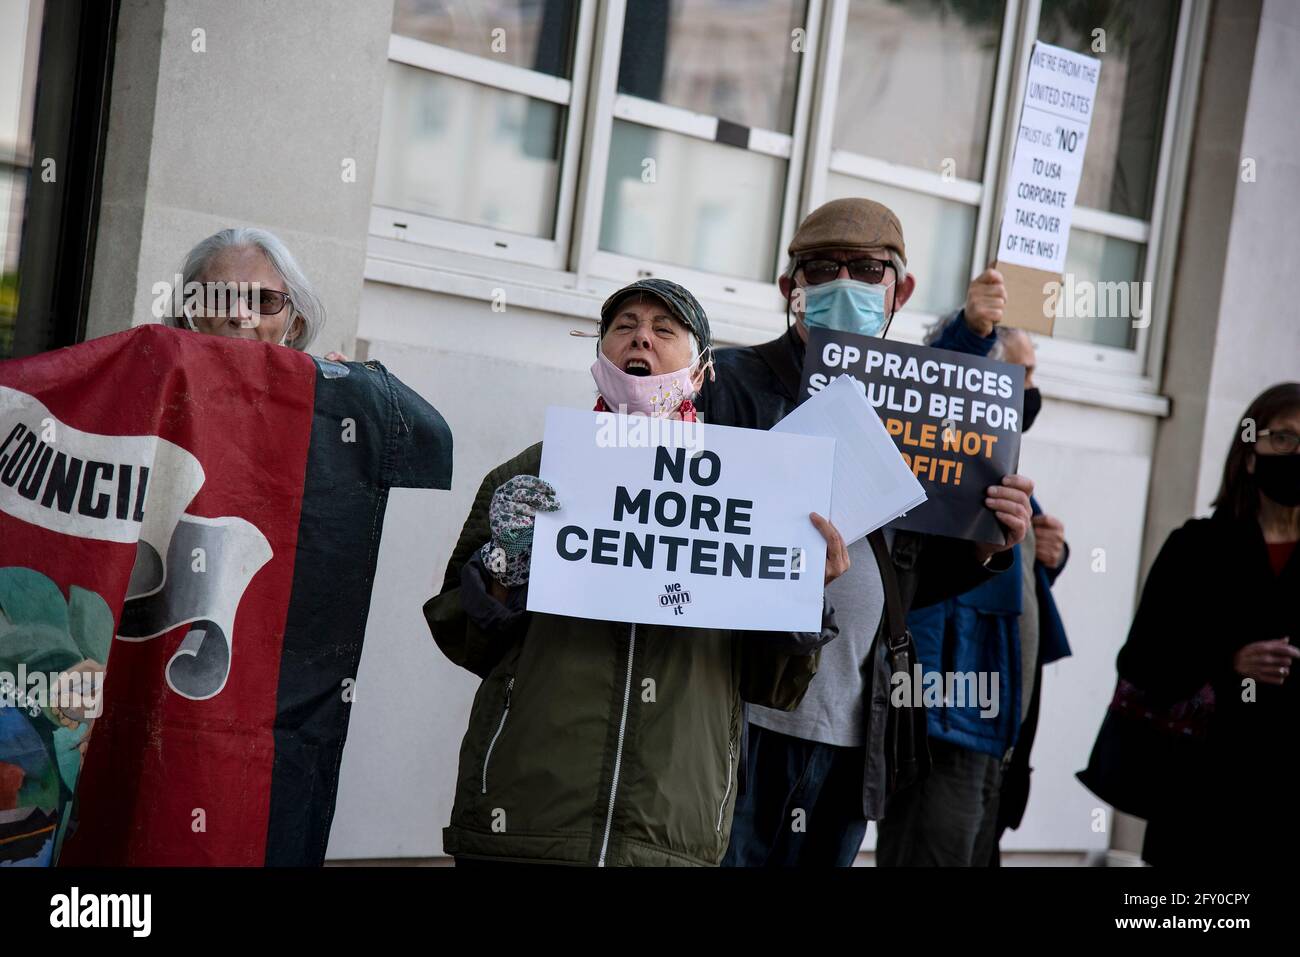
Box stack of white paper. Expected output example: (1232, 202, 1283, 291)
(771, 374, 926, 546)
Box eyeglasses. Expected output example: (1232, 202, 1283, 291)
(1258, 429, 1300, 454)
(188, 284, 293, 318)
(799, 258, 892, 286)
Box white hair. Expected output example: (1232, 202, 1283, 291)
(991, 326, 1032, 361)
(170, 227, 324, 351)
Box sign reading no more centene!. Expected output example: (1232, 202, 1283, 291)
(528, 407, 834, 632)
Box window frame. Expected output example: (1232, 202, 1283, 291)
(572, 0, 823, 321)
(366, 0, 1209, 409)
(799, 0, 1021, 342)
(6, 0, 118, 358)
(986, 0, 1203, 386)
(800, 0, 1203, 392)
(371, 2, 597, 271)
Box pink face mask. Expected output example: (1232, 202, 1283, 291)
(590, 349, 712, 418)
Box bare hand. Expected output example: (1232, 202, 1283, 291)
(810, 512, 850, 585)
(980, 475, 1034, 555)
(964, 267, 1006, 338)
(325, 351, 349, 362)
(1032, 513, 1066, 568)
(1233, 637, 1299, 686)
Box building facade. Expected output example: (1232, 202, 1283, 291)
(3, 0, 1297, 863)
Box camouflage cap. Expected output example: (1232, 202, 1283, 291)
(599, 277, 711, 355)
(788, 197, 907, 265)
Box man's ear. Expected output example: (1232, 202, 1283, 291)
(893, 272, 917, 311)
(779, 274, 795, 302)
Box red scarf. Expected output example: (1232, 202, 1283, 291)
(594, 396, 698, 422)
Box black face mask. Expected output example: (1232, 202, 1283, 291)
(1022, 387, 1042, 433)
(1254, 453, 1300, 507)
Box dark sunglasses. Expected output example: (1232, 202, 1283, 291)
(799, 257, 892, 286)
(191, 284, 293, 317)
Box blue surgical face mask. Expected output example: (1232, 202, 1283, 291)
(802, 278, 894, 338)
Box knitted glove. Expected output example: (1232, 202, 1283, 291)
(478, 475, 561, 587)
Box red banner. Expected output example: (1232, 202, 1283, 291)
(3, 325, 311, 864)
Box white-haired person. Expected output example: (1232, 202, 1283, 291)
(168, 226, 344, 359)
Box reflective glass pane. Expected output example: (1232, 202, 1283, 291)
(2, 0, 37, 155)
(0, 172, 24, 357)
(824, 174, 977, 317)
(374, 62, 564, 237)
(833, 0, 1005, 179)
(1, 0, 40, 359)
(618, 0, 807, 134)
(393, 0, 578, 79)
(600, 120, 786, 281)
(1053, 230, 1144, 349)
(1038, 0, 1179, 219)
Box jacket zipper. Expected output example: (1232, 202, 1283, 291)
(598, 623, 636, 867)
(716, 740, 735, 832)
(480, 677, 514, 794)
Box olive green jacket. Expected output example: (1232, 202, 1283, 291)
(424, 443, 837, 866)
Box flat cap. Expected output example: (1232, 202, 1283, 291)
(788, 197, 907, 265)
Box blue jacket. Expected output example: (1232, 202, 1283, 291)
(906, 311, 1072, 757)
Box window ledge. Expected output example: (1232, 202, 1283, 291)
(1033, 374, 1170, 417)
(364, 235, 790, 345)
(363, 236, 1172, 419)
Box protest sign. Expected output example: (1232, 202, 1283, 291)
(800, 328, 1023, 544)
(772, 374, 926, 546)
(528, 407, 834, 632)
(996, 40, 1101, 334)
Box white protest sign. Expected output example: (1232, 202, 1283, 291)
(998, 41, 1101, 274)
(773, 374, 926, 546)
(528, 407, 834, 632)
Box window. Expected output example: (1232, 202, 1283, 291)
(1037, 0, 1180, 349)
(598, 122, 788, 281)
(1, 0, 116, 359)
(372, 0, 589, 267)
(369, 0, 1204, 393)
(1, 0, 41, 357)
(377, 63, 566, 237)
(821, 0, 1007, 316)
(594, 0, 808, 285)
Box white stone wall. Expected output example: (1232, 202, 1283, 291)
(87, 0, 393, 357)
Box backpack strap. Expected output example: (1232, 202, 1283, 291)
(868, 528, 927, 794)
(868, 530, 911, 676)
